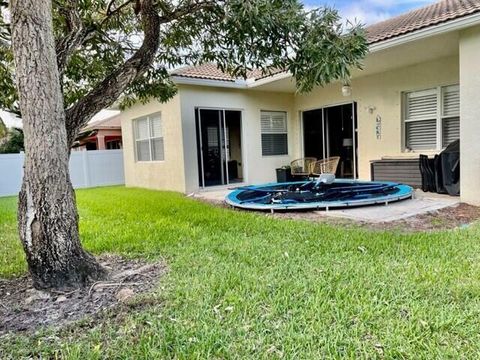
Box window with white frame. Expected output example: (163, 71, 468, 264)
(404, 85, 460, 151)
(261, 111, 288, 156)
(133, 113, 164, 161)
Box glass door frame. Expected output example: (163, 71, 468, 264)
(301, 101, 358, 179)
(196, 107, 243, 188)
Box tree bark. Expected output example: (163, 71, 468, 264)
(11, 0, 106, 289)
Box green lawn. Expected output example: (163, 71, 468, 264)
(2, 187, 480, 358)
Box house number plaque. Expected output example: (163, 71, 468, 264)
(375, 115, 382, 140)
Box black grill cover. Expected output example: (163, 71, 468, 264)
(439, 140, 460, 196)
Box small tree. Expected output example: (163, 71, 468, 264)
(1, 0, 367, 290)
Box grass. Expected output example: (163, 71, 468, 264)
(2, 186, 480, 358)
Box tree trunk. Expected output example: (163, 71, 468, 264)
(11, 0, 106, 289)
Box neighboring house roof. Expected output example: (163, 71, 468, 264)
(81, 114, 121, 133)
(366, 0, 480, 44)
(0, 116, 6, 138)
(0, 110, 22, 129)
(172, 0, 480, 83)
(0, 109, 121, 131)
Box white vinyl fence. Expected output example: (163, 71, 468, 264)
(0, 150, 125, 197)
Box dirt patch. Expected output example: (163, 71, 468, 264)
(374, 203, 480, 232)
(271, 203, 480, 232)
(0, 255, 166, 337)
(192, 195, 230, 208)
(196, 196, 480, 232)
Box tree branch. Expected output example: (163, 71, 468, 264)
(56, 0, 138, 74)
(63, 0, 224, 146)
(102, 0, 136, 26)
(158, 0, 219, 23)
(65, 0, 160, 146)
(55, 0, 92, 76)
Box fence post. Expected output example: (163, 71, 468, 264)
(82, 150, 90, 188)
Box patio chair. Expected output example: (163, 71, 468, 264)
(311, 156, 340, 176)
(290, 157, 317, 178)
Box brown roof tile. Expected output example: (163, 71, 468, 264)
(366, 0, 480, 44)
(172, 63, 284, 82)
(172, 0, 480, 82)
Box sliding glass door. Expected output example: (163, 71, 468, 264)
(196, 109, 243, 187)
(303, 102, 358, 179)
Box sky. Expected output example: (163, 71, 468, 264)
(302, 0, 437, 25)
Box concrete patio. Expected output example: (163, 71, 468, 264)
(191, 186, 460, 223)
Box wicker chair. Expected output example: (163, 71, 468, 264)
(311, 156, 340, 176)
(290, 157, 317, 177)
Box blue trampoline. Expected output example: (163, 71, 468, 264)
(225, 179, 414, 211)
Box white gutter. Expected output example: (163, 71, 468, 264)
(247, 71, 292, 88)
(172, 76, 248, 89)
(369, 12, 480, 52)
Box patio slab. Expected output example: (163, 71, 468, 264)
(192, 187, 460, 223)
(320, 191, 460, 223)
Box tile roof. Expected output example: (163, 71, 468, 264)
(172, 63, 284, 82)
(172, 0, 480, 82)
(366, 0, 480, 44)
(82, 114, 121, 132)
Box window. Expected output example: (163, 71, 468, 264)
(133, 113, 164, 161)
(404, 85, 460, 151)
(106, 140, 122, 150)
(441, 85, 460, 147)
(261, 111, 288, 156)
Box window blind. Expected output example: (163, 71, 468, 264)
(406, 89, 438, 120)
(442, 85, 460, 117)
(404, 85, 460, 150)
(406, 119, 437, 150)
(442, 85, 460, 147)
(261, 111, 288, 156)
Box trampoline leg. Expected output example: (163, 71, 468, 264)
(271, 208, 274, 214)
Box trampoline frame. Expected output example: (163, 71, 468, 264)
(225, 180, 414, 211)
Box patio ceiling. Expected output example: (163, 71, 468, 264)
(250, 31, 460, 94)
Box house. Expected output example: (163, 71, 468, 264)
(0, 110, 22, 130)
(73, 114, 123, 151)
(0, 109, 122, 151)
(120, 0, 480, 206)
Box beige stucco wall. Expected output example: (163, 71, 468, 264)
(459, 26, 480, 205)
(121, 55, 463, 195)
(293, 55, 459, 180)
(179, 85, 296, 193)
(120, 95, 186, 192)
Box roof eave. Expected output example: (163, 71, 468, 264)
(247, 71, 292, 88)
(172, 12, 480, 90)
(369, 11, 480, 53)
(172, 76, 248, 89)
(173, 71, 292, 88)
